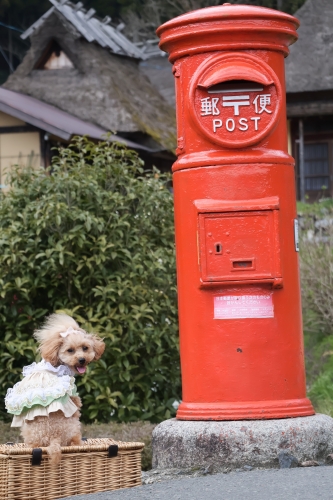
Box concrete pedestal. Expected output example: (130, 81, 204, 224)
(152, 415, 333, 473)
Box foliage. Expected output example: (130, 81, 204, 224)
(297, 199, 333, 218)
(300, 211, 333, 338)
(0, 136, 180, 423)
(299, 206, 333, 414)
(308, 368, 333, 417)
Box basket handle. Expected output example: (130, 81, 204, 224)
(108, 445, 118, 458)
(31, 448, 42, 466)
(29, 444, 117, 463)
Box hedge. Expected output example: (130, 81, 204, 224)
(0, 137, 180, 422)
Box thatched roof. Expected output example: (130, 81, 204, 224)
(286, 0, 333, 94)
(3, 2, 176, 151)
(140, 56, 175, 108)
(0, 87, 153, 151)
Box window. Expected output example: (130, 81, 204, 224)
(44, 50, 73, 70)
(297, 142, 330, 198)
(34, 40, 74, 70)
(303, 143, 329, 191)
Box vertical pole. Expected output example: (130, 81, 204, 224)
(8, 15, 13, 74)
(299, 118, 305, 202)
(277, 0, 283, 10)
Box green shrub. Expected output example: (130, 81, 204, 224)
(0, 136, 180, 423)
(300, 224, 333, 340)
(299, 208, 333, 413)
(306, 335, 333, 417)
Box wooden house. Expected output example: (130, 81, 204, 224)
(286, 0, 333, 201)
(0, 0, 176, 188)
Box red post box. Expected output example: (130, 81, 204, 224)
(157, 4, 315, 420)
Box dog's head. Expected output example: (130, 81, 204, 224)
(34, 313, 105, 374)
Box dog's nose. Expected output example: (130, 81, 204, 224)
(78, 358, 86, 365)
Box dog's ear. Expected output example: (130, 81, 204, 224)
(93, 336, 105, 361)
(39, 336, 63, 366)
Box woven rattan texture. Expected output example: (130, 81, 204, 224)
(0, 438, 144, 500)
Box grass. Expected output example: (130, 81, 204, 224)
(0, 421, 156, 471)
(297, 198, 333, 217)
(299, 201, 333, 417)
(312, 400, 333, 417)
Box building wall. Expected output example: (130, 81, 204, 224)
(0, 111, 41, 189)
(0, 112, 24, 127)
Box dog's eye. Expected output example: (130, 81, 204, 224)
(82, 346, 88, 351)
(67, 348, 74, 353)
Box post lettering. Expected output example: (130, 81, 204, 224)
(251, 117, 261, 131)
(226, 118, 235, 132)
(222, 95, 250, 116)
(253, 94, 272, 114)
(213, 119, 223, 133)
(201, 97, 220, 116)
(238, 118, 248, 131)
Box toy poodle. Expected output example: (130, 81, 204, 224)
(5, 313, 105, 465)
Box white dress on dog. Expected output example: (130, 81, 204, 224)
(5, 360, 79, 427)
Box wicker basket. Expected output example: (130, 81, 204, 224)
(0, 438, 144, 500)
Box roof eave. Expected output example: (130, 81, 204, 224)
(0, 100, 158, 150)
(0, 101, 71, 139)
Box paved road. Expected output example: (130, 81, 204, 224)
(63, 466, 333, 500)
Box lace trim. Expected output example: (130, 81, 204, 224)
(23, 360, 73, 377)
(5, 374, 77, 414)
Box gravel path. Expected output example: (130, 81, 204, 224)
(62, 466, 333, 500)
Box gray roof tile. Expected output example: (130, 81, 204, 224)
(21, 0, 145, 60)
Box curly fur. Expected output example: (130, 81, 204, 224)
(20, 313, 105, 466)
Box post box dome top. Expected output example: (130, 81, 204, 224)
(157, 4, 300, 63)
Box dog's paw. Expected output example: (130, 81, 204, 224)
(70, 434, 83, 446)
(47, 441, 62, 466)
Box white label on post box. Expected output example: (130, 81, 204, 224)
(214, 295, 274, 319)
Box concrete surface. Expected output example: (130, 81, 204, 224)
(62, 466, 333, 500)
(152, 414, 333, 472)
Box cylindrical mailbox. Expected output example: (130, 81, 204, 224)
(157, 4, 315, 420)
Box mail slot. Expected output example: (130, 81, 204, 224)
(157, 4, 314, 420)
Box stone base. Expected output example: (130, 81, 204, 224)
(152, 414, 333, 473)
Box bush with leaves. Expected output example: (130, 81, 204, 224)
(0, 137, 180, 423)
(299, 205, 333, 414)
